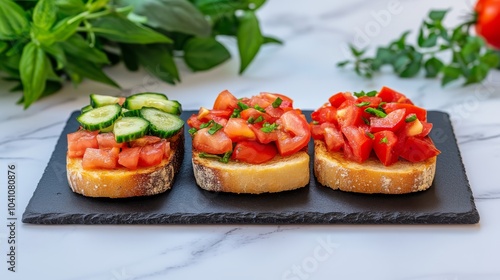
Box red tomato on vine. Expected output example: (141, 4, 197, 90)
(475, 0, 500, 49)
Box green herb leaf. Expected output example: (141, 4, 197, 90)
(188, 127, 198, 135)
(183, 37, 231, 71)
(60, 34, 109, 64)
(117, 0, 211, 37)
(50, 17, 82, 42)
(424, 57, 444, 78)
(64, 54, 119, 88)
(380, 137, 388, 144)
(272, 97, 282, 108)
(237, 10, 264, 73)
(356, 102, 371, 107)
(238, 101, 250, 110)
(429, 10, 448, 21)
(208, 122, 223, 134)
(0, 0, 29, 40)
(118, 43, 139, 71)
(19, 42, 50, 108)
(254, 104, 266, 112)
(55, 0, 86, 16)
(200, 120, 215, 129)
(33, 0, 57, 30)
(133, 44, 180, 84)
(365, 107, 387, 118)
(366, 132, 375, 139)
(261, 122, 277, 133)
(441, 65, 462, 86)
(248, 115, 264, 124)
(41, 43, 67, 70)
(405, 115, 417, 122)
(263, 36, 283, 45)
(91, 14, 173, 44)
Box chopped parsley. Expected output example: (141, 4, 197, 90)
(248, 115, 264, 124)
(364, 107, 387, 118)
(199, 151, 232, 163)
(208, 122, 223, 135)
(405, 115, 417, 122)
(356, 101, 371, 107)
(354, 90, 377, 97)
(237, 101, 249, 110)
(188, 127, 198, 135)
(261, 122, 278, 133)
(254, 104, 266, 113)
(272, 97, 283, 108)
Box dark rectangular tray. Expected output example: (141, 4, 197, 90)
(22, 110, 479, 224)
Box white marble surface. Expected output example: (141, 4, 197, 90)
(1, 0, 500, 279)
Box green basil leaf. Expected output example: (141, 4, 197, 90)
(399, 52, 422, 78)
(133, 44, 180, 84)
(116, 0, 211, 37)
(194, 0, 245, 17)
(0, 41, 7, 53)
(41, 43, 67, 69)
(60, 34, 109, 64)
(33, 0, 57, 30)
(0, 0, 29, 40)
(441, 65, 462, 86)
(119, 44, 140, 71)
(19, 42, 49, 108)
(0, 51, 21, 77)
(424, 57, 444, 78)
(51, 17, 82, 42)
(64, 54, 119, 88)
(55, 0, 86, 16)
(263, 36, 283, 45)
(428, 10, 448, 22)
(237, 10, 263, 73)
(480, 51, 500, 68)
(91, 14, 172, 44)
(246, 0, 266, 10)
(183, 37, 231, 71)
(213, 14, 238, 36)
(464, 63, 489, 85)
(392, 54, 411, 74)
(421, 33, 439, 48)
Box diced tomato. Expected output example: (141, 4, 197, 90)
(209, 109, 233, 119)
(224, 118, 256, 142)
(373, 131, 399, 166)
(249, 123, 279, 144)
(417, 121, 433, 137)
(264, 105, 285, 119)
(383, 103, 427, 121)
(260, 92, 294, 109)
(213, 90, 238, 110)
(310, 123, 325, 140)
(311, 106, 337, 125)
(324, 125, 344, 152)
(163, 141, 171, 158)
(67, 130, 99, 158)
(187, 114, 203, 129)
(96, 133, 124, 149)
(249, 95, 271, 108)
(139, 141, 165, 167)
(337, 101, 363, 128)
(400, 137, 440, 162)
(231, 141, 278, 164)
(82, 148, 119, 169)
(341, 126, 373, 163)
(193, 128, 233, 155)
(329, 92, 356, 108)
(118, 97, 126, 106)
(118, 147, 141, 170)
(356, 96, 383, 108)
(240, 108, 273, 123)
(370, 108, 406, 133)
(404, 117, 424, 136)
(129, 135, 162, 147)
(377, 86, 413, 104)
(275, 111, 311, 156)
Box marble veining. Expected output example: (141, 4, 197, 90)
(1, 0, 499, 279)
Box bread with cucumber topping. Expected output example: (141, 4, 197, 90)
(66, 92, 185, 198)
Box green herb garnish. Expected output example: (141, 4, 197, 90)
(405, 115, 418, 122)
(261, 122, 278, 133)
(364, 107, 387, 118)
(380, 137, 388, 144)
(272, 97, 283, 108)
(207, 122, 223, 135)
(254, 104, 266, 113)
(356, 102, 371, 107)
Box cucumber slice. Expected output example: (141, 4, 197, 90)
(100, 123, 115, 133)
(81, 105, 93, 114)
(124, 94, 181, 115)
(77, 104, 121, 131)
(90, 94, 121, 107)
(140, 107, 184, 138)
(122, 108, 141, 117)
(113, 117, 150, 143)
(130, 92, 168, 100)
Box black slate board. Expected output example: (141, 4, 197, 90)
(22, 111, 479, 225)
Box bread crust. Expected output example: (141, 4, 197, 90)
(67, 129, 184, 198)
(192, 151, 310, 194)
(314, 140, 436, 194)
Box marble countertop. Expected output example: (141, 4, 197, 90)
(1, 0, 500, 279)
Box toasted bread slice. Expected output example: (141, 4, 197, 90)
(192, 150, 310, 194)
(67, 129, 184, 198)
(314, 140, 436, 194)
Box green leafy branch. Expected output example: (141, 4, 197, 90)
(0, 0, 281, 108)
(337, 10, 500, 86)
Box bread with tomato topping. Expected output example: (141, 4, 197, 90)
(67, 129, 184, 198)
(188, 90, 311, 194)
(66, 92, 185, 198)
(311, 87, 440, 194)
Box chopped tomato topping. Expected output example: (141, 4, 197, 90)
(213, 90, 238, 110)
(129, 135, 162, 147)
(192, 128, 233, 155)
(118, 147, 141, 170)
(224, 118, 257, 142)
(311, 87, 440, 165)
(82, 148, 119, 169)
(97, 132, 124, 149)
(249, 123, 279, 144)
(231, 141, 278, 164)
(275, 110, 311, 156)
(139, 141, 165, 167)
(67, 130, 99, 158)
